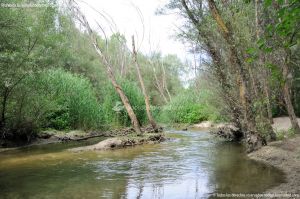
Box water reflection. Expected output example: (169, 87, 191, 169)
(0, 130, 284, 199)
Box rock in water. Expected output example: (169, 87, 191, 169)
(69, 138, 123, 152)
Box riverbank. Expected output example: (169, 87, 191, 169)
(193, 117, 300, 194)
(0, 125, 164, 152)
(248, 117, 300, 194)
(248, 135, 300, 194)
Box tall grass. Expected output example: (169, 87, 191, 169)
(101, 79, 147, 128)
(9, 68, 103, 133)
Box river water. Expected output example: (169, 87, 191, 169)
(0, 129, 285, 199)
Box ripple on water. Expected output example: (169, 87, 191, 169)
(0, 130, 285, 199)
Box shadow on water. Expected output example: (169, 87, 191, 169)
(0, 129, 285, 199)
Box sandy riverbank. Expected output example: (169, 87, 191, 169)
(248, 135, 300, 194)
(249, 117, 300, 194)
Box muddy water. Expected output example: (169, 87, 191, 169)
(0, 129, 285, 199)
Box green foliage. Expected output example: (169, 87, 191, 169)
(276, 130, 285, 140)
(275, 128, 296, 140)
(8, 68, 103, 132)
(0, 0, 184, 141)
(157, 89, 224, 124)
(101, 79, 147, 128)
(46, 108, 70, 130)
(43, 68, 102, 129)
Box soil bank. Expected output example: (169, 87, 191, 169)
(248, 135, 300, 194)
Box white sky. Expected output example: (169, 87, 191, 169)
(76, 0, 188, 60)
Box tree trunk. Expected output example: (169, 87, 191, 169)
(109, 71, 142, 135)
(282, 58, 300, 133)
(70, 4, 142, 135)
(181, 0, 242, 129)
(207, 0, 256, 132)
(132, 36, 158, 131)
(264, 79, 274, 124)
(255, 0, 274, 125)
(246, 131, 266, 153)
(153, 67, 169, 103)
(161, 62, 172, 101)
(0, 87, 9, 133)
(254, 0, 275, 141)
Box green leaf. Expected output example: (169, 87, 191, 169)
(263, 47, 273, 53)
(245, 57, 254, 63)
(265, 0, 272, 7)
(277, 0, 284, 5)
(257, 38, 266, 49)
(246, 47, 256, 55)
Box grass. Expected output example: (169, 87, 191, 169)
(275, 128, 297, 140)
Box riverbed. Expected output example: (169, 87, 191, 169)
(0, 129, 285, 199)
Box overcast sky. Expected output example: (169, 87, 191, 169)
(76, 0, 188, 60)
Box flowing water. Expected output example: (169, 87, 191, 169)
(0, 129, 285, 199)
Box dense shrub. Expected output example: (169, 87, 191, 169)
(101, 79, 147, 128)
(7, 68, 103, 134)
(156, 89, 224, 124)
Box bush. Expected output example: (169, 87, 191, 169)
(7, 68, 103, 134)
(101, 79, 147, 128)
(156, 89, 224, 124)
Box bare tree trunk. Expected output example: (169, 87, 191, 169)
(70, 2, 142, 135)
(153, 67, 169, 103)
(132, 36, 158, 130)
(119, 43, 127, 77)
(161, 61, 172, 101)
(107, 66, 142, 134)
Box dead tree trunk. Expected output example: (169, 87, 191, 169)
(153, 66, 169, 103)
(132, 36, 158, 130)
(70, 2, 142, 135)
(161, 61, 172, 101)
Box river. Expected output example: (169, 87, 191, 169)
(0, 129, 285, 199)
